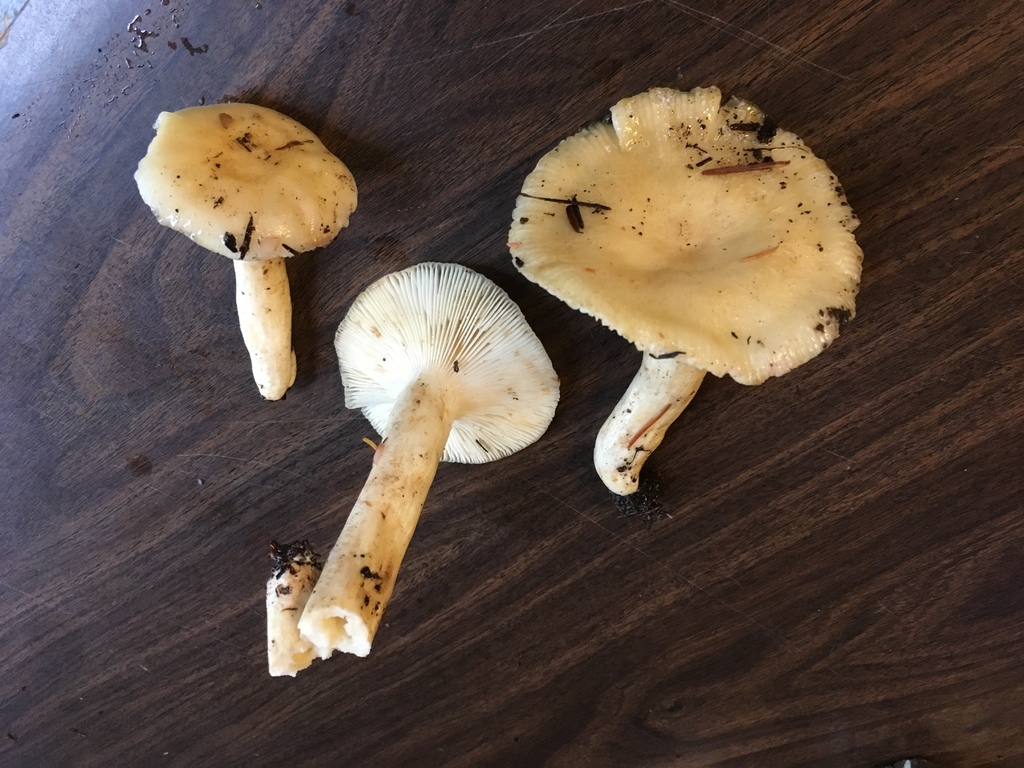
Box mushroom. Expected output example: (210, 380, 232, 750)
(135, 103, 358, 400)
(297, 262, 559, 659)
(266, 540, 323, 678)
(508, 86, 862, 495)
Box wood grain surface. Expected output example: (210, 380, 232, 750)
(2, 1, 1022, 766)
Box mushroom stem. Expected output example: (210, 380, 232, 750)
(267, 554, 321, 677)
(234, 258, 296, 400)
(594, 354, 706, 495)
(298, 375, 453, 658)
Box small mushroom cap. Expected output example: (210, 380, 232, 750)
(335, 262, 559, 464)
(135, 103, 357, 261)
(509, 86, 862, 385)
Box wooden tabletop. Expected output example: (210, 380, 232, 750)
(2, 2, 1022, 765)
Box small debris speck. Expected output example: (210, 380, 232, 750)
(180, 36, 209, 55)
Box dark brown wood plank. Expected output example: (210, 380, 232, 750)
(2, 1, 1022, 766)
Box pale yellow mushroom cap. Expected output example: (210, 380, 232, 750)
(509, 86, 862, 385)
(135, 103, 357, 260)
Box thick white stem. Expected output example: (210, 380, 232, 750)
(298, 376, 452, 658)
(594, 355, 706, 496)
(234, 258, 296, 401)
(267, 561, 320, 677)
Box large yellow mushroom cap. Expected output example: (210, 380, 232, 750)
(135, 103, 357, 261)
(509, 86, 862, 385)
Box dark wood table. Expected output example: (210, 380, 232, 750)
(2, 2, 1022, 765)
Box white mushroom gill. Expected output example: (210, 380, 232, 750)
(297, 263, 559, 661)
(135, 103, 357, 400)
(510, 86, 863, 495)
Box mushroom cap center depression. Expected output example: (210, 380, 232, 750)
(598, 168, 792, 275)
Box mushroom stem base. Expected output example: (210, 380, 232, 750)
(234, 257, 296, 401)
(594, 355, 706, 495)
(298, 376, 452, 658)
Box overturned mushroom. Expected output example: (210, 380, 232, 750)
(509, 86, 862, 495)
(297, 262, 559, 659)
(135, 103, 357, 400)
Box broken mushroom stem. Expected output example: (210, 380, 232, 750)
(297, 375, 453, 658)
(266, 540, 323, 677)
(594, 354, 706, 495)
(234, 257, 296, 401)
